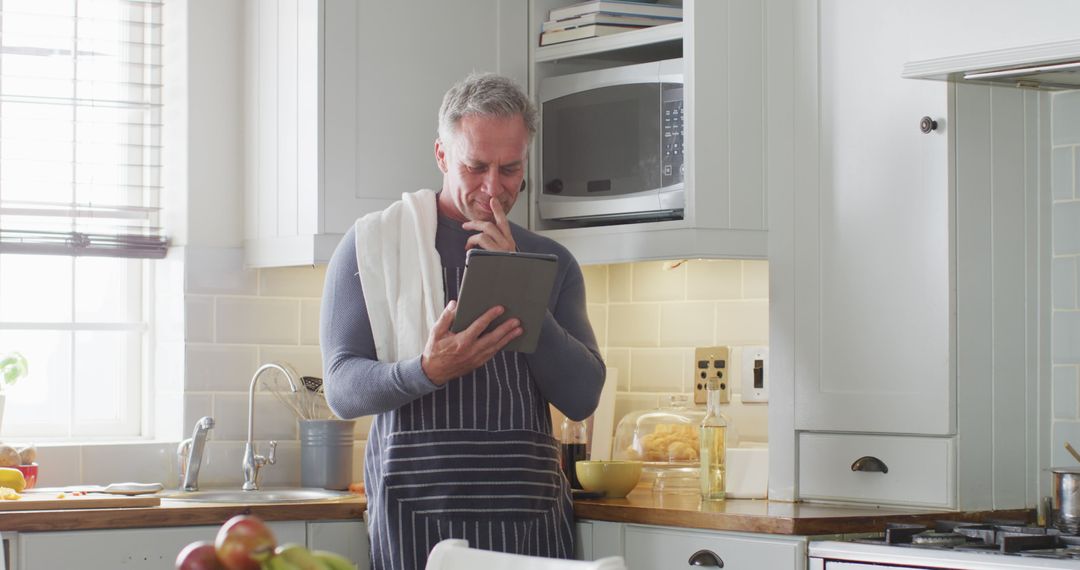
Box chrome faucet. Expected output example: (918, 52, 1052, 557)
(178, 416, 215, 491)
(242, 362, 300, 491)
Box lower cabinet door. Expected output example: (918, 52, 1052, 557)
(18, 522, 306, 570)
(622, 525, 807, 570)
(574, 521, 593, 561)
(307, 520, 370, 570)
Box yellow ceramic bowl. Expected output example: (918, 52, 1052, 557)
(575, 460, 643, 498)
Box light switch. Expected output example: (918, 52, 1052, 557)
(741, 346, 769, 403)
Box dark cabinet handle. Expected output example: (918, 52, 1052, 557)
(920, 116, 939, 133)
(688, 549, 724, 567)
(851, 456, 889, 474)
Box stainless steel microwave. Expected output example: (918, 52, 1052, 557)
(538, 58, 684, 223)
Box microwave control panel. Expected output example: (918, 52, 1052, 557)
(661, 85, 685, 188)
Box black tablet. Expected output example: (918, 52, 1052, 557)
(450, 249, 559, 354)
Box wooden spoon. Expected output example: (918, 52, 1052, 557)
(1065, 441, 1080, 464)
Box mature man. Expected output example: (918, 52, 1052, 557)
(320, 73, 605, 570)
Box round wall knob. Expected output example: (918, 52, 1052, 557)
(919, 116, 939, 134)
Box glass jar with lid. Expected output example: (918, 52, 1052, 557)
(613, 395, 705, 491)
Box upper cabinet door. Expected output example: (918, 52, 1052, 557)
(792, 0, 953, 435)
(244, 0, 527, 267)
(321, 0, 530, 234)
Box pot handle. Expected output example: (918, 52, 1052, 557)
(851, 456, 889, 474)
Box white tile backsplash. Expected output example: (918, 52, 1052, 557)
(1054, 311, 1080, 364)
(183, 393, 214, 437)
(80, 442, 177, 487)
(300, 299, 322, 345)
(1054, 257, 1079, 310)
(1053, 421, 1080, 468)
(257, 345, 324, 379)
(185, 345, 259, 391)
(32, 445, 81, 488)
(185, 246, 258, 295)
(595, 259, 770, 444)
(1054, 91, 1080, 146)
(215, 297, 300, 345)
(660, 302, 716, 347)
(630, 348, 689, 392)
(715, 300, 769, 344)
(742, 261, 769, 299)
(686, 260, 742, 300)
(608, 263, 632, 302)
(1053, 93, 1080, 464)
(586, 304, 608, 347)
(581, 264, 608, 304)
(1053, 147, 1075, 200)
(632, 260, 686, 302)
(185, 295, 215, 343)
(608, 303, 661, 347)
(259, 265, 328, 298)
(213, 393, 300, 441)
(605, 350, 631, 391)
(1054, 201, 1080, 256)
(1054, 366, 1079, 420)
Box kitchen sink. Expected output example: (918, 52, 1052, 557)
(162, 487, 352, 504)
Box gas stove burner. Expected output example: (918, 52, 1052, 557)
(883, 523, 927, 544)
(912, 531, 969, 547)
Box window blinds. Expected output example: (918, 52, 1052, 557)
(0, 0, 166, 259)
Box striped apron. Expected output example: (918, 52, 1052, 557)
(364, 266, 575, 570)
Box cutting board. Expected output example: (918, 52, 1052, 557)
(0, 490, 160, 511)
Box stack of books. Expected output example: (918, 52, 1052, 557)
(540, 1, 683, 47)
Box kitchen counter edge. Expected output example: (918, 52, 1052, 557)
(0, 495, 368, 532)
(573, 490, 1032, 535)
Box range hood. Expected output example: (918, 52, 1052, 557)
(904, 38, 1080, 90)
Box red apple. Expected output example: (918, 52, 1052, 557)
(176, 540, 225, 570)
(214, 515, 277, 570)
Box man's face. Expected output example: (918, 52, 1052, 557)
(435, 114, 529, 223)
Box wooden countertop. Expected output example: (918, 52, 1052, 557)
(0, 494, 367, 532)
(573, 489, 1032, 535)
(0, 489, 1030, 536)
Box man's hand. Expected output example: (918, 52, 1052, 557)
(421, 300, 523, 385)
(462, 197, 517, 252)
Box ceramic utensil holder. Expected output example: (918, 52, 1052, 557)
(300, 419, 355, 490)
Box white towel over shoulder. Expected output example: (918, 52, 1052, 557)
(354, 189, 444, 362)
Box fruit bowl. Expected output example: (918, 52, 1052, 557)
(14, 463, 37, 489)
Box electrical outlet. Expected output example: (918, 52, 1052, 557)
(741, 346, 769, 403)
(692, 346, 730, 405)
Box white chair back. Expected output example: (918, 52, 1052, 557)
(425, 539, 628, 570)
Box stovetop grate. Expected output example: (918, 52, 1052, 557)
(853, 521, 1080, 560)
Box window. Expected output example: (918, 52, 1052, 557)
(0, 0, 164, 439)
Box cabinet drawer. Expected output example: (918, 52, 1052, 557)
(799, 433, 955, 508)
(623, 525, 806, 570)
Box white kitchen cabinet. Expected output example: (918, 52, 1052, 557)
(622, 525, 806, 570)
(307, 520, 369, 569)
(243, 0, 527, 267)
(13, 520, 366, 570)
(573, 521, 592, 561)
(771, 0, 1044, 509)
(790, 0, 952, 436)
(16, 522, 305, 570)
(574, 521, 806, 570)
(525, 0, 770, 264)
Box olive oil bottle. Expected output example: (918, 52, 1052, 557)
(699, 378, 727, 500)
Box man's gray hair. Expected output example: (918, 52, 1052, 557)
(437, 72, 537, 146)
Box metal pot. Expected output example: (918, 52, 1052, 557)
(1052, 468, 1080, 534)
